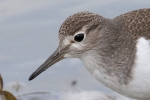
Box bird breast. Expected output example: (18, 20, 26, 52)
(80, 37, 150, 100)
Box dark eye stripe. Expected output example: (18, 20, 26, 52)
(74, 33, 84, 42)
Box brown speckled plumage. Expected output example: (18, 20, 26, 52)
(115, 8, 150, 39)
(59, 12, 104, 36)
(59, 9, 150, 39)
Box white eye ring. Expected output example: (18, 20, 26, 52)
(73, 32, 86, 42)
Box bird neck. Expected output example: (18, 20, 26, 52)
(80, 21, 135, 85)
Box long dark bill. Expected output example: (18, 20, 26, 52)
(29, 48, 64, 81)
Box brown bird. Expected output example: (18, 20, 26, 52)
(29, 8, 150, 100)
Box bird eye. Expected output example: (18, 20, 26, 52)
(74, 33, 85, 42)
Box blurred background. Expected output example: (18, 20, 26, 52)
(0, 0, 150, 100)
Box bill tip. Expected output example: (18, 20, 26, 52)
(28, 75, 34, 81)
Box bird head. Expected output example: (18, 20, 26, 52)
(29, 12, 105, 80)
